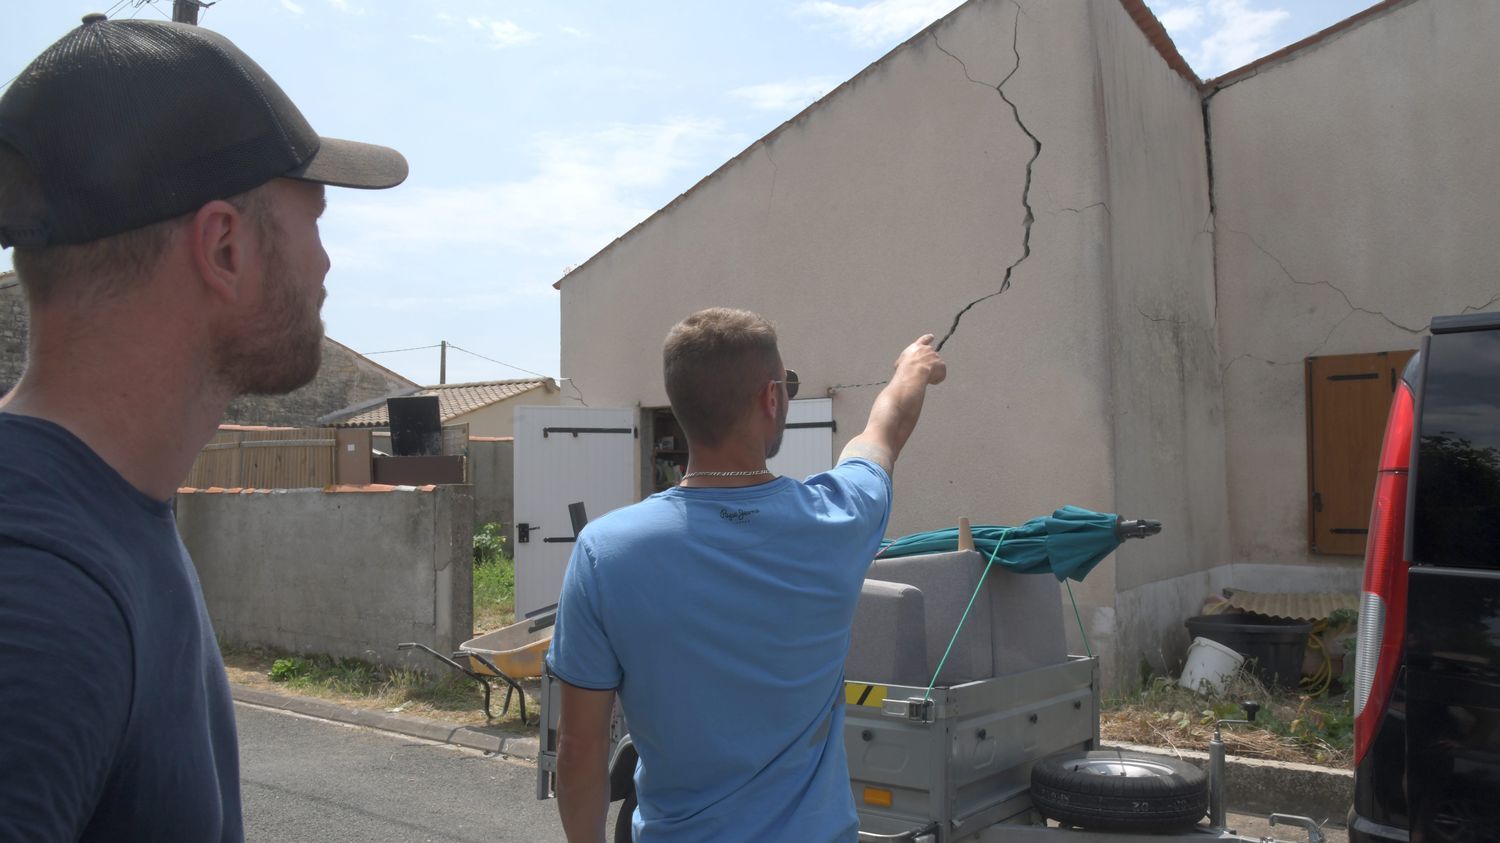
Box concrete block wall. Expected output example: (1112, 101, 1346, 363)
(0, 276, 28, 395)
(177, 484, 474, 665)
(468, 437, 514, 535)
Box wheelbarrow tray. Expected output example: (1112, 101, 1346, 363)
(460, 619, 552, 679)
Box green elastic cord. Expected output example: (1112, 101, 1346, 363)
(1066, 580, 1092, 658)
(924, 529, 1010, 701)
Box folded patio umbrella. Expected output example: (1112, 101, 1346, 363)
(876, 506, 1161, 583)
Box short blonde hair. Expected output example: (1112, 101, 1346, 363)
(662, 308, 781, 448)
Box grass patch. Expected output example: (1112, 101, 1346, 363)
(222, 643, 537, 732)
(1102, 672, 1354, 768)
(473, 522, 515, 633)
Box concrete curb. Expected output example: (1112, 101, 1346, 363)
(230, 684, 1350, 825)
(1104, 741, 1352, 826)
(231, 684, 539, 760)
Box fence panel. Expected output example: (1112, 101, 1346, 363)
(185, 426, 339, 489)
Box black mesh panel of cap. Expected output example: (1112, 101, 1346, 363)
(1, 20, 320, 246)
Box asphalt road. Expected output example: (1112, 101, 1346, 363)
(237, 702, 608, 842)
(238, 701, 1344, 843)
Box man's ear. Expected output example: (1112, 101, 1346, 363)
(758, 378, 779, 420)
(190, 199, 253, 303)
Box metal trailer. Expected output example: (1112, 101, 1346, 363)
(844, 656, 1099, 842)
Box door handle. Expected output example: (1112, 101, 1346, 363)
(518, 523, 539, 543)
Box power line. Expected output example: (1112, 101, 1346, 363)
(359, 343, 443, 356)
(446, 344, 554, 381)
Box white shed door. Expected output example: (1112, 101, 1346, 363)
(767, 398, 836, 481)
(513, 406, 637, 618)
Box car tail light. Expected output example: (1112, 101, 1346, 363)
(1353, 379, 1414, 764)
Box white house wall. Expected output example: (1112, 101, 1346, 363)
(560, 0, 1225, 690)
(1210, 0, 1500, 587)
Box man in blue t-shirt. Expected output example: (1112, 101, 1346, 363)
(548, 308, 946, 842)
(0, 16, 406, 841)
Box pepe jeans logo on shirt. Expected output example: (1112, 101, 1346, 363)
(719, 507, 760, 523)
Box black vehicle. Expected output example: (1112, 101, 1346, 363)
(1349, 312, 1500, 842)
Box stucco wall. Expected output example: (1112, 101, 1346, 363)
(177, 486, 474, 665)
(469, 437, 514, 532)
(1209, 0, 1500, 586)
(451, 390, 564, 438)
(559, 0, 1220, 689)
(1085, 0, 1226, 677)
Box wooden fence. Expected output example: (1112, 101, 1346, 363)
(184, 426, 338, 489)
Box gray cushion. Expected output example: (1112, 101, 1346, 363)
(846, 579, 927, 687)
(985, 566, 1068, 676)
(867, 550, 994, 686)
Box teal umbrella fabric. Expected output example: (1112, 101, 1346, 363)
(876, 505, 1124, 582)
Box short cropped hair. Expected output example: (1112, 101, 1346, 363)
(663, 308, 781, 448)
(4, 140, 273, 308)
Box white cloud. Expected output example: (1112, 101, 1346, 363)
(560, 26, 592, 40)
(1156, 5, 1205, 31)
(730, 76, 843, 112)
(327, 0, 365, 14)
(280, 0, 305, 15)
(410, 34, 442, 44)
(794, 0, 964, 49)
(326, 119, 745, 266)
(1155, 0, 1290, 77)
(468, 17, 539, 48)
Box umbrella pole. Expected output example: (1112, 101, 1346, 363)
(957, 517, 975, 552)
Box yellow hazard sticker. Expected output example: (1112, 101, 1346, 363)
(844, 683, 887, 707)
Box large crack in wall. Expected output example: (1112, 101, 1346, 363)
(930, 2, 1039, 353)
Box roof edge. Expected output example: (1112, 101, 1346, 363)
(1117, 0, 1201, 86)
(554, 0, 1200, 291)
(324, 336, 422, 389)
(1202, 0, 1415, 93)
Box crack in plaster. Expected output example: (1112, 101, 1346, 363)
(1229, 228, 1427, 335)
(930, 3, 1039, 354)
(1054, 202, 1110, 217)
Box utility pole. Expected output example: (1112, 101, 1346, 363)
(439, 341, 447, 385)
(173, 0, 205, 25)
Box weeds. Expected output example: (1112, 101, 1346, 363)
(1102, 671, 1354, 767)
(473, 521, 515, 633)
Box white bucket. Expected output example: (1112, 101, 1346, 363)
(1178, 636, 1245, 694)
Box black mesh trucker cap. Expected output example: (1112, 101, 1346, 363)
(0, 14, 408, 249)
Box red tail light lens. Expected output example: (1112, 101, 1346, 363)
(1353, 380, 1414, 764)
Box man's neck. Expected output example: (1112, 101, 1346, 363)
(2, 326, 231, 502)
(680, 439, 772, 488)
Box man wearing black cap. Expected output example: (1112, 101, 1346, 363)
(0, 15, 406, 841)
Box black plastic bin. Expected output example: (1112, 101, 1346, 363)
(1184, 613, 1312, 688)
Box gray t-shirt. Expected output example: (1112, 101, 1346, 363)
(0, 414, 242, 842)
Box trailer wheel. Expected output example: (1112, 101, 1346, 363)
(613, 791, 636, 843)
(1030, 750, 1207, 833)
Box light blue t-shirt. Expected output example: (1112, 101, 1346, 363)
(547, 458, 892, 843)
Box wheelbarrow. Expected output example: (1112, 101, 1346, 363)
(398, 602, 556, 724)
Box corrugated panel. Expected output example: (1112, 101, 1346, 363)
(1221, 589, 1360, 621)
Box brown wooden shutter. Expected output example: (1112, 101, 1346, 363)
(1305, 350, 1416, 555)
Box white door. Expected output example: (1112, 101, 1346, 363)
(513, 406, 637, 619)
(768, 398, 835, 481)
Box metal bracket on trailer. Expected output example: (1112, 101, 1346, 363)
(881, 696, 934, 723)
(857, 822, 938, 843)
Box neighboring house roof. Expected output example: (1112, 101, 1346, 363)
(324, 336, 420, 391)
(327, 378, 557, 428)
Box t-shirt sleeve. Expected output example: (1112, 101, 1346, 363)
(809, 457, 893, 531)
(0, 542, 133, 843)
(545, 539, 622, 691)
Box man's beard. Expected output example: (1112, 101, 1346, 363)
(766, 393, 789, 459)
(212, 237, 325, 397)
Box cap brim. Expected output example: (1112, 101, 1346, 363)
(286, 136, 408, 190)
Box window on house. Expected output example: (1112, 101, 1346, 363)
(1305, 349, 1417, 555)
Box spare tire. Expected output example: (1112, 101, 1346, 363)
(1030, 750, 1207, 832)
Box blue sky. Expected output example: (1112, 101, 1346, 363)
(3, 0, 1373, 386)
